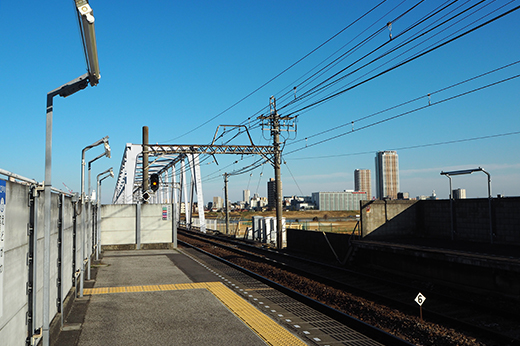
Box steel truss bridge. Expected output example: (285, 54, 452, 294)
(112, 143, 275, 232)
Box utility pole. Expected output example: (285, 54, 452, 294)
(272, 100, 283, 249)
(224, 173, 230, 235)
(258, 96, 296, 249)
(142, 126, 149, 203)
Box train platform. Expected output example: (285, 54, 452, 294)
(52, 248, 387, 346)
(357, 237, 520, 257)
(353, 237, 520, 271)
(350, 237, 520, 303)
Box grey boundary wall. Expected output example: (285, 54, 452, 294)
(1, 179, 75, 346)
(100, 204, 176, 250)
(360, 197, 520, 243)
(286, 229, 350, 262)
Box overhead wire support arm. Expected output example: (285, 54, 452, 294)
(147, 144, 275, 156)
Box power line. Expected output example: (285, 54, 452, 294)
(288, 59, 520, 147)
(289, 131, 520, 160)
(282, 3, 520, 118)
(278, 0, 453, 113)
(284, 72, 520, 156)
(271, 0, 409, 109)
(284, 161, 304, 196)
(163, 1, 389, 143)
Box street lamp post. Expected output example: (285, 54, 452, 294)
(79, 136, 110, 297)
(42, 2, 100, 345)
(86, 140, 110, 280)
(43, 74, 92, 346)
(440, 167, 493, 243)
(96, 168, 114, 260)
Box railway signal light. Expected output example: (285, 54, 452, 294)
(150, 173, 159, 192)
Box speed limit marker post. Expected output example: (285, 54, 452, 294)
(415, 293, 426, 321)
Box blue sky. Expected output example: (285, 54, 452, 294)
(1, 1, 519, 203)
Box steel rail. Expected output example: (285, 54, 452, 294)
(179, 228, 520, 345)
(178, 237, 414, 346)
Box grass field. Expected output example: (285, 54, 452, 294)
(189, 210, 360, 235)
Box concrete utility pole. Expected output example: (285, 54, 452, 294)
(142, 126, 149, 203)
(257, 96, 296, 249)
(224, 173, 230, 234)
(271, 99, 284, 249)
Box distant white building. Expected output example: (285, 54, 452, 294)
(453, 188, 466, 199)
(243, 189, 250, 203)
(311, 191, 367, 211)
(250, 196, 268, 210)
(213, 196, 223, 210)
(397, 192, 409, 200)
(285, 196, 314, 210)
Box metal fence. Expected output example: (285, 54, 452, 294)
(0, 169, 102, 346)
(1, 173, 73, 345)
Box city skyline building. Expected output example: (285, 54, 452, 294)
(267, 178, 276, 209)
(354, 169, 372, 199)
(375, 151, 400, 200)
(213, 196, 223, 210)
(311, 190, 367, 211)
(243, 189, 250, 203)
(453, 188, 467, 199)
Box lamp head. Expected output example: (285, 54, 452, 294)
(104, 140, 111, 159)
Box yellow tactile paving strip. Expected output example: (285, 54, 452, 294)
(84, 282, 306, 346)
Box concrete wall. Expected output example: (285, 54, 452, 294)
(287, 228, 350, 262)
(140, 204, 173, 244)
(1, 181, 31, 346)
(100, 204, 136, 245)
(100, 204, 174, 248)
(360, 200, 417, 239)
(1, 179, 76, 346)
(361, 197, 520, 244)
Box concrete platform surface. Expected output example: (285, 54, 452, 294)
(55, 249, 307, 346)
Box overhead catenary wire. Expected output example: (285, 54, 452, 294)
(152, 2, 515, 199)
(277, 0, 494, 117)
(287, 58, 520, 147)
(280, 4, 520, 119)
(264, 0, 405, 110)
(278, 0, 452, 113)
(289, 131, 520, 160)
(163, 1, 390, 143)
(284, 72, 520, 157)
(158, 2, 485, 177)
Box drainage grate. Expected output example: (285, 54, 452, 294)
(300, 315, 332, 323)
(183, 247, 385, 346)
(338, 338, 382, 345)
(283, 305, 322, 316)
(330, 331, 381, 344)
(260, 295, 300, 305)
(310, 320, 345, 328)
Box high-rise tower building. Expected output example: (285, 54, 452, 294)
(243, 189, 250, 203)
(354, 169, 371, 199)
(375, 151, 399, 199)
(267, 178, 276, 210)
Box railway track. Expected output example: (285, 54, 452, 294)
(178, 227, 520, 346)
